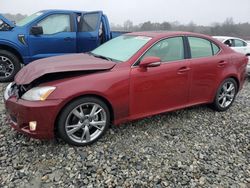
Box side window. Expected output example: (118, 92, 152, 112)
(37, 14, 71, 35)
(188, 37, 213, 58)
(224, 39, 233, 47)
(212, 43, 220, 54)
(80, 13, 100, 32)
(142, 37, 184, 62)
(234, 39, 245, 47)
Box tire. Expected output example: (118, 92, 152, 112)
(0, 50, 21, 82)
(211, 78, 237, 111)
(57, 97, 110, 146)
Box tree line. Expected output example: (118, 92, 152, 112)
(3, 13, 250, 40)
(2, 13, 27, 23)
(112, 18, 250, 40)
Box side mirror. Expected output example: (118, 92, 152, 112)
(30, 26, 43, 35)
(139, 56, 161, 68)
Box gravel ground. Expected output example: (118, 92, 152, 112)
(0, 79, 249, 188)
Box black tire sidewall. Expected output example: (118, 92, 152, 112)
(57, 97, 110, 146)
(0, 50, 21, 82)
(213, 78, 237, 111)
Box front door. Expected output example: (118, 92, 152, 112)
(28, 13, 76, 61)
(130, 37, 190, 117)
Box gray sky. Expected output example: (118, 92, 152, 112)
(1, 0, 250, 25)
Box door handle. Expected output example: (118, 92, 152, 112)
(178, 67, 191, 74)
(64, 37, 74, 41)
(218, 60, 228, 67)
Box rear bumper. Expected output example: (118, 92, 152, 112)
(5, 97, 63, 139)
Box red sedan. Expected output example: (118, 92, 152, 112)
(4, 32, 248, 146)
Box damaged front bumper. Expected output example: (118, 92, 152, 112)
(5, 96, 63, 139)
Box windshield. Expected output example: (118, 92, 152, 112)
(16, 11, 44, 26)
(91, 35, 152, 62)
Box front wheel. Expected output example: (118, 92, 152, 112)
(0, 50, 21, 82)
(211, 78, 237, 111)
(57, 97, 110, 146)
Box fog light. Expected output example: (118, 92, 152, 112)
(29, 121, 37, 131)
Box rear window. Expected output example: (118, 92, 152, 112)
(234, 39, 246, 47)
(189, 37, 213, 58)
(188, 37, 220, 58)
(80, 13, 100, 32)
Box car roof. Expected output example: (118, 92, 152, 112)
(41, 9, 84, 14)
(213, 36, 246, 42)
(126, 31, 213, 39)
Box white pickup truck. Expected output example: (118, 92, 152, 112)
(213, 36, 250, 76)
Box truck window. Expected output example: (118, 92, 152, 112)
(80, 13, 100, 32)
(16, 11, 44, 26)
(37, 14, 71, 35)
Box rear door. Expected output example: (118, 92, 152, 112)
(187, 36, 225, 105)
(77, 11, 103, 52)
(28, 13, 77, 61)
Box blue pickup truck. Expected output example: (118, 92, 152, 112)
(0, 10, 124, 82)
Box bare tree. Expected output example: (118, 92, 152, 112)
(123, 20, 133, 31)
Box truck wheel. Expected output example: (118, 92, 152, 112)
(0, 50, 21, 82)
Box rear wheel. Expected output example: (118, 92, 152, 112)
(212, 78, 237, 111)
(57, 97, 110, 146)
(0, 50, 21, 82)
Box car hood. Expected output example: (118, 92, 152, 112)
(0, 14, 15, 28)
(15, 53, 116, 85)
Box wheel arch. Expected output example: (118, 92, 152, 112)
(211, 75, 240, 103)
(0, 44, 23, 63)
(210, 76, 240, 111)
(227, 76, 240, 92)
(54, 94, 115, 133)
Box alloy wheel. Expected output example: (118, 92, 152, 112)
(65, 102, 107, 144)
(217, 81, 236, 108)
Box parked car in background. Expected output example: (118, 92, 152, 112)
(213, 36, 250, 56)
(213, 36, 250, 76)
(4, 32, 248, 146)
(0, 10, 125, 82)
